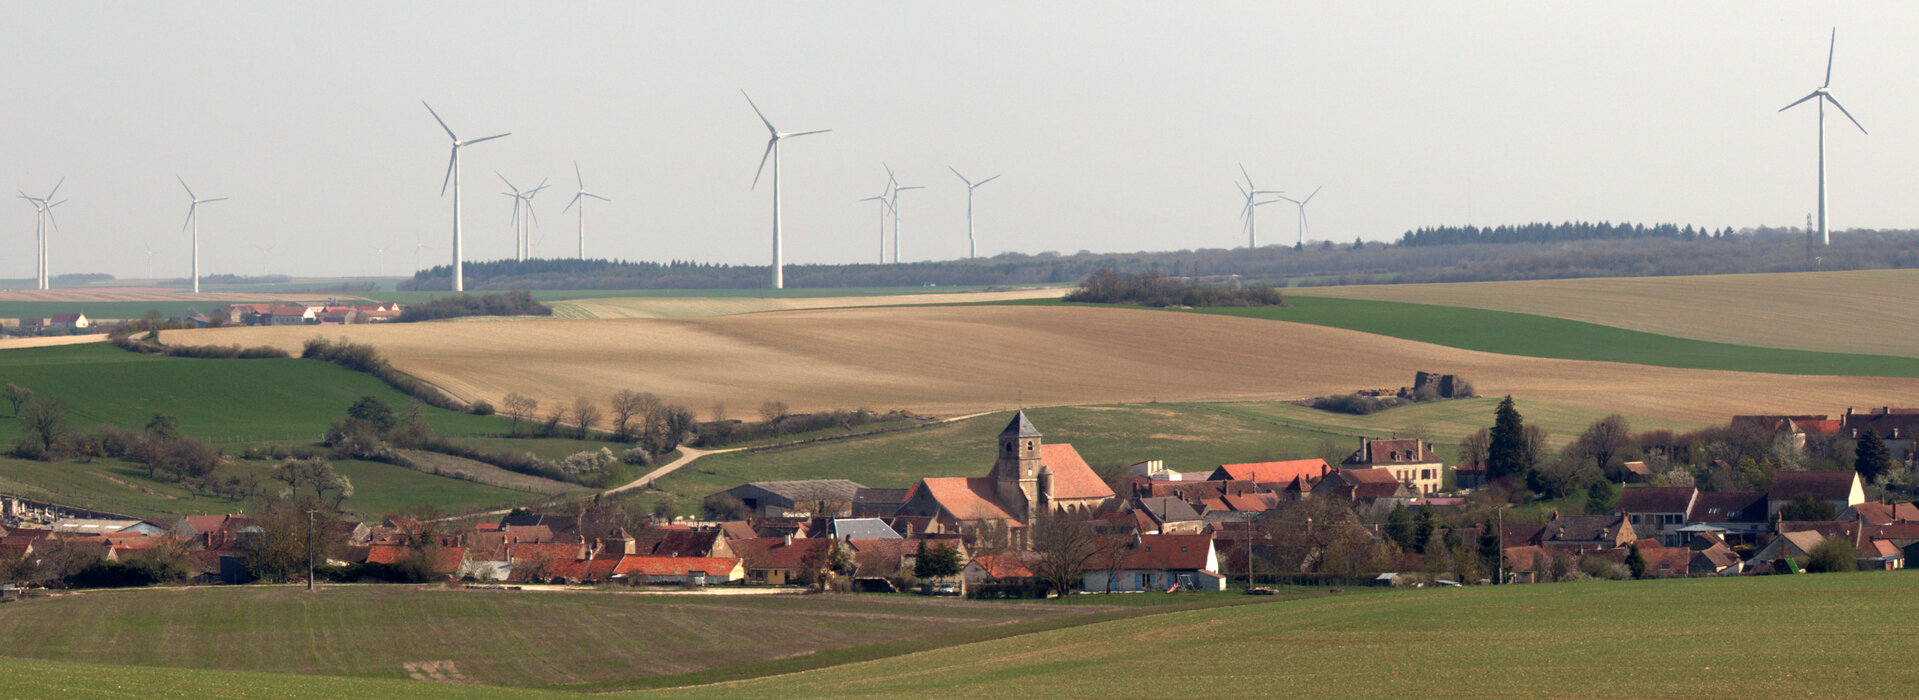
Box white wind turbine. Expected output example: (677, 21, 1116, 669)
(949, 167, 1000, 259)
(887, 170, 925, 264)
(858, 179, 894, 264)
(1277, 186, 1322, 248)
(177, 176, 227, 294)
(498, 173, 549, 262)
(744, 91, 830, 289)
(17, 178, 64, 290)
(1237, 164, 1284, 248)
(424, 101, 510, 292)
(561, 162, 610, 260)
(1779, 28, 1867, 247)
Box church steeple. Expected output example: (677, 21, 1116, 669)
(993, 411, 1044, 520)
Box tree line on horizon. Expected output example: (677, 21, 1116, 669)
(1398, 221, 1736, 247)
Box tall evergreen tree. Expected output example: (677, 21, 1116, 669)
(1486, 396, 1528, 481)
(1477, 525, 1504, 582)
(1856, 427, 1893, 484)
(1385, 505, 1415, 551)
(1413, 506, 1438, 555)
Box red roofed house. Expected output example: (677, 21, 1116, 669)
(895, 412, 1114, 548)
(731, 536, 835, 585)
(1341, 438, 1445, 495)
(962, 551, 1038, 590)
(612, 556, 744, 585)
(48, 313, 90, 330)
(1082, 533, 1225, 592)
(1207, 459, 1332, 496)
(1312, 468, 1415, 505)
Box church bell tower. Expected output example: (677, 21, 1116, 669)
(993, 411, 1043, 520)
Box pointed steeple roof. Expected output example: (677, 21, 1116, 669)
(1000, 410, 1041, 438)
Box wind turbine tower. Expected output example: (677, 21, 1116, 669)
(888, 175, 926, 264)
(17, 178, 64, 290)
(744, 91, 830, 289)
(498, 174, 548, 261)
(1278, 186, 1322, 248)
(858, 179, 893, 264)
(1779, 28, 1867, 247)
(1236, 164, 1284, 248)
(177, 176, 227, 294)
(949, 167, 1000, 258)
(562, 162, 610, 259)
(425, 101, 510, 292)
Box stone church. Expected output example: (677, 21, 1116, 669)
(895, 411, 1114, 546)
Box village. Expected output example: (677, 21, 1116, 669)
(1, 301, 405, 337)
(3, 405, 1912, 602)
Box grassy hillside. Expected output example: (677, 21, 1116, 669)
(0, 585, 1100, 691)
(0, 343, 502, 444)
(652, 399, 1701, 502)
(1291, 269, 1919, 359)
(666, 572, 1919, 698)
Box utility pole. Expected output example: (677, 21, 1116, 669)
(1496, 506, 1505, 585)
(306, 509, 317, 591)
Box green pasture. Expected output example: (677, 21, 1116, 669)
(0, 343, 502, 444)
(0, 585, 1095, 692)
(662, 571, 1919, 698)
(0, 301, 232, 320)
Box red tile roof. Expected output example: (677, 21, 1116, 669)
(912, 477, 1022, 524)
(968, 552, 1035, 579)
(1210, 459, 1331, 487)
(1039, 443, 1113, 501)
(614, 556, 742, 578)
(1115, 534, 1216, 572)
(731, 537, 831, 570)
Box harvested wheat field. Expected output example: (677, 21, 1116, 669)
(159, 304, 1919, 424)
(0, 334, 109, 350)
(549, 286, 1067, 319)
(1290, 269, 1919, 358)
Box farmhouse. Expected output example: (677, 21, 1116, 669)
(1767, 470, 1864, 519)
(1341, 438, 1445, 495)
(723, 480, 867, 518)
(1081, 533, 1226, 592)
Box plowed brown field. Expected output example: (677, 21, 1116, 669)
(158, 305, 1919, 423)
(551, 287, 1068, 319)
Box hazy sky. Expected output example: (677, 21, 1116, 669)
(5, 3, 1916, 280)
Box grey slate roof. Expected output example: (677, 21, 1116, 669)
(830, 518, 903, 541)
(1000, 411, 1041, 438)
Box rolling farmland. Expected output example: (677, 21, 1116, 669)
(1289, 269, 1919, 359)
(160, 304, 1919, 425)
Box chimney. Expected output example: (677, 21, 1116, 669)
(783, 534, 793, 546)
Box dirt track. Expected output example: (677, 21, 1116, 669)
(155, 304, 1919, 424)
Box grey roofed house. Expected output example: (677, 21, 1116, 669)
(851, 487, 911, 518)
(830, 517, 902, 541)
(1136, 497, 1202, 527)
(724, 479, 867, 517)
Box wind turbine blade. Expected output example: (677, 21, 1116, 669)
(1276, 195, 1301, 205)
(784, 128, 831, 138)
(496, 171, 519, 193)
(202, 197, 228, 203)
(1778, 90, 1821, 112)
(441, 151, 456, 196)
(177, 175, 196, 200)
(574, 161, 584, 189)
(949, 166, 971, 186)
(976, 174, 1000, 187)
(899, 185, 925, 192)
(883, 163, 897, 184)
(1825, 94, 1868, 134)
(564, 193, 582, 213)
(45, 177, 63, 200)
(526, 203, 539, 227)
(182, 203, 196, 232)
(43, 208, 59, 231)
(585, 193, 609, 202)
(741, 90, 777, 136)
(1824, 28, 1836, 87)
(466, 132, 510, 146)
(859, 195, 885, 202)
(1303, 186, 1322, 204)
(1236, 181, 1249, 198)
(752, 139, 775, 189)
(1238, 162, 1254, 189)
(423, 101, 458, 141)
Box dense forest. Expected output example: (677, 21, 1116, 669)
(396, 227, 1919, 291)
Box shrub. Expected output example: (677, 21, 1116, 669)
(1064, 269, 1286, 308)
(397, 291, 552, 322)
(469, 400, 495, 416)
(1805, 539, 1857, 573)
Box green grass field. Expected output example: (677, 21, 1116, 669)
(0, 585, 1108, 692)
(3, 574, 1912, 697)
(0, 344, 503, 444)
(658, 571, 1919, 698)
(998, 296, 1919, 379)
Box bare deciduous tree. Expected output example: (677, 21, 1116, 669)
(759, 401, 789, 436)
(572, 397, 603, 440)
(609, 390, 643, 441)
(502, 392, 538, 436)
(1029, 507, 1105, 595)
